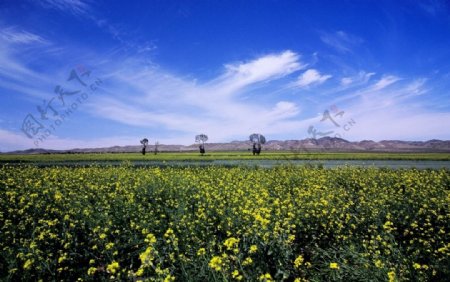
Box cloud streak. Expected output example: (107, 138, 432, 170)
(38, 0, 91, 16)
(88, 50, 308, 143)
(369, 75, 401, 91)
(0, 27, 49, 44)
(296, 69, 332, 87)
(320, 30, 363, 53)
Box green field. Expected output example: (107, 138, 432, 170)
(1, 151, 449, 164)
(1, 164, 449, 281)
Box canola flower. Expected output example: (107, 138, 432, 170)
(106, 261, 119, 274)
(388, 270, 396, 282)
(329, 262, 339, 269)
(0, 165, 448, 281)
(208, 256, 224, 271)
(232, 270, 243, 280)
(294, 255, 304, 268)
(242, 257, 253, 266)
(259, 273, 273, 281)
(87, 267, 97, 276)
(223, 237, 240, 250)
(197, 248, 206, 256)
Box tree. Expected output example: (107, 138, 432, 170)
(140, 138, 148, 155)
(249, 133, 266, 155)
(195, 134, 208, 156)
(154, 141, 159, 155)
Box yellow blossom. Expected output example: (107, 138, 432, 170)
(87, 267, 97, 275)
(106, 261, 119, 274)
(135, 268, 144, 277)
(224, 237, 240, 250)
(197, 248, 206, 256)
(208, 256, 223, 271)
(374, 259, 383, 268)
(243, 257, 253, 266)
(294, 255, 304, 268)
(329, 262, 339, 269)
(23, 259, 33, 270)
(140, 247, 155, 265)
(106, 242, 114, 250)
(388, 270, 396, 282)
(145, 233, 157, 244)
(164, 274, 175, 282)
(232, 269, 242, 280)
(259, 273, 273, 281)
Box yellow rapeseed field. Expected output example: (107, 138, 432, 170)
(0, 164, 449, 281)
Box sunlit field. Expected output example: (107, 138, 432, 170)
(1, 164, 448, 281)
(1, 152, 449, 163)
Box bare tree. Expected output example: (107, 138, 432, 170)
(195, 134, 208, 156)
(154, 141, 159, 155)
(140, 138, 149, 155)
(249, 133, 266, 155)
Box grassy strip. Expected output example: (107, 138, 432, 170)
(0, 151, 449, 163)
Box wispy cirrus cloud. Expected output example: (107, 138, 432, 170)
(336, 78, 450, 141)
(215, 50, 306, 92)
(307, 72, 450, 141)
(0, 27, 49, 44)
(0, 26, 60, 99)
(38, 0, 91, 16)
(340, 71, 375, 86)
(369, 75, 401, 91)
(34, 0, 157, 57)
(332, 74, 403, 105)
(320, 30, 363, 53)
(0, 26, 50, 45)
(89, 50, 307, 142)
(418, 0, 450, 17)
(296, 69, 332, 87)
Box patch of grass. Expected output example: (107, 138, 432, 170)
(0, 151, 449, 164)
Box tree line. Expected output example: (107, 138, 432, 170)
(140, 133, 267, 156)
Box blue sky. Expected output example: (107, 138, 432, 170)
(1, 0, 450, 151)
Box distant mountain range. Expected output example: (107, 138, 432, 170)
(4, 137, 450, 154)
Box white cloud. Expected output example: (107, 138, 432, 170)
(0, 27, 48, 44)
(216, 50, 306, 92)
(81, 50, 307, 143)
(39, 0, 91, 16)
(370, 75, 401, 91)
(334, 74, 418, 107)
(296, 69, 332, 87)
(0, 27, 59, 100)
(341, 77, 353, 86)
(320, 30, 363, 53)
(268, 101, 300, 119)
(341, 71, 375, 86)
(404, 78, 428, 95)
(321, 76, 450, 141)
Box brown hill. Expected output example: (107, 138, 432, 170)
(4, 137, 450, 154)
